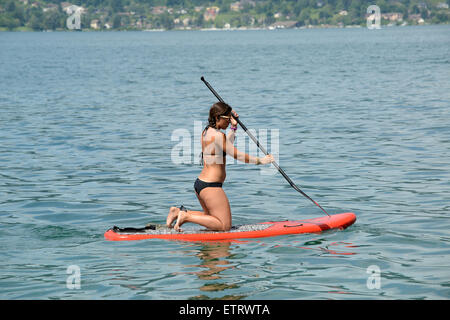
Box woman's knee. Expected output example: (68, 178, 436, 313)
(217, 214, 231, 231)
(221, 222, 231, 231)
(200, 189, 231, 230)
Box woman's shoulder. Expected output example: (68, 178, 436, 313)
(205, 128, 225, 139)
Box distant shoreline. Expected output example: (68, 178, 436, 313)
(1, 22, 449, 32)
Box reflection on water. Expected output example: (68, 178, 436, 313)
(194, 243, 234, 282)
(177, 242, 247, 300)
(290, 239, 358, 256)
(175, 237, 358, 300)
(94, 234, 369, 299)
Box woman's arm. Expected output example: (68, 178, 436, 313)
(227, 110, 238, 144)
(226, 128, 236, 144)
(219, 132, 273, 165)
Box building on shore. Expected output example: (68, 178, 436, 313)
(268, 21, 298, 29)
(152, 6, 167, 15)
(90, 19, 101, 29)
(204, 7, 220, 21)
(381, 13, 403, 22)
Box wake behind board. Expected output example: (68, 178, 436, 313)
(104, 212, 356, 241)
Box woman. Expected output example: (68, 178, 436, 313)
(166, 102, 274, 231)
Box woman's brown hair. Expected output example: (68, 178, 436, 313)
(204, 102, 232, 132)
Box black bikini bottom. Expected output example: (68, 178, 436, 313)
(194, 178, 223, 195)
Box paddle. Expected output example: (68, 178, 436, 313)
(201, 76, 330, 217)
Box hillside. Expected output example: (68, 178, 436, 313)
(0, 0, 449, 31)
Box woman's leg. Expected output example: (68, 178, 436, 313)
(174, 188, 231, 231)
(194, 191, 209, 215)
(166, 192, 211, 228)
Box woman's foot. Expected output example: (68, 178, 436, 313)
(166, 206, 180, 228)
(174, 209, 189, 232)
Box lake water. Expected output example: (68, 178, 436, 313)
(0, 26, 449, 300)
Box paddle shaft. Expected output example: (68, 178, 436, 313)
(200, 76, 330, 217)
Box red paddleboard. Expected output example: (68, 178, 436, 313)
(104, 212, 356, 242)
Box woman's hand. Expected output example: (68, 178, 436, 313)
(230, 110, 239, 127)
(258, 154, 274, 165)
